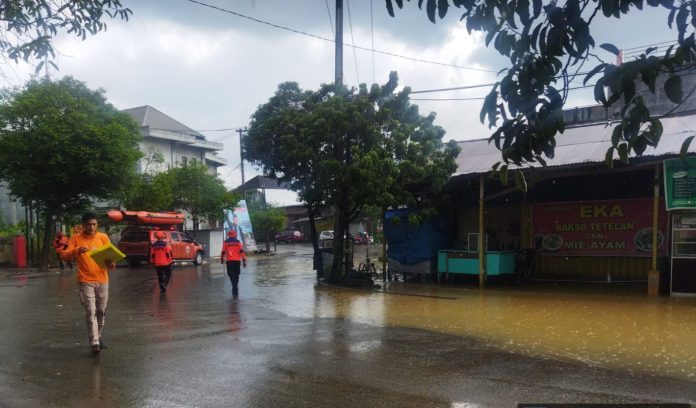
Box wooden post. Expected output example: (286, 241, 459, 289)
(479, 174, 486, 288)
(648, 163, 661, 296)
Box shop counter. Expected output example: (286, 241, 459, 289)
(437, 250, 515, 278)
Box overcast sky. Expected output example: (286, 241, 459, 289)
(0, 0, 678, 194)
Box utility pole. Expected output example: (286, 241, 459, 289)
(335, 0, 343, 86)
(237, 127, 246, 185)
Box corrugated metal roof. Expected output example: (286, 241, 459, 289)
(454, 113, 696, 176)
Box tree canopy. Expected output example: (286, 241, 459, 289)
(386, 0, 696, 178)
(244, 72, 459, 280)
(166, 163, 240, 232)
(0, 0, 132, 71)
(0, 76, 142, 268)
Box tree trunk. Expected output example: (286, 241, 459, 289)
(382, 207, 387, 281)
(307, 206, 321, 279)
(330, 207, 350, 281)
(39, 208, 54, 271)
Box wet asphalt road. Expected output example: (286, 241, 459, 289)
(1, 244, 695, 408)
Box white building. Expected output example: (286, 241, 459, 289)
(121, 105, 227, 175)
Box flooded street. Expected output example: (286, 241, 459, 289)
(1, 243, 695, 407)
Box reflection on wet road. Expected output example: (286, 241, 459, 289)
(1, 243, 695, 407)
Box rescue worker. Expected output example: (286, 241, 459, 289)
(52, 231, 71, 270)
(221, 229, 246, 297)
(62, 211, 116, 355)
(149, 231, 173, 292)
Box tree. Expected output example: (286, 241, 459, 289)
(0, 76, 142, 269)
(245, 72, 459, 281)
(386, 0, 696, 182)
(0, 1, 132, 72)
(248, 203, 287, 254)
(167, 163, 240, 234)
(121, 172, 174, 212)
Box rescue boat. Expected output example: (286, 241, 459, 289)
(107, 210, 185, 225)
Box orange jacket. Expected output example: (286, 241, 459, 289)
(221, 238, 246, 262)
(52, 235, 69, 254)
(62, 232, 112, 283)
(150, 240, 173, 266)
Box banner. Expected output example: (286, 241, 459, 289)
(532, 199, 667, 257)
(664, 157, 696, 210)
(224, 200, 257, 253)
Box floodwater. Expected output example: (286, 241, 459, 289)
(257, 246, 696, 382)
(1, 243, 695, 407)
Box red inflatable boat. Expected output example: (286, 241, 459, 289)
(106, 210, 185, 225)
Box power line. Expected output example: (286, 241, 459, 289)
(346, 0, 360, 84)
(370, 0, 375, 85)
(411, 83, 496, 94)
(184, 0, 496, 73)
(324, 0, 334, 36)
(412, 83, 598, 101)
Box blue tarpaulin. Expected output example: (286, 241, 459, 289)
(384, 209, 449, 265)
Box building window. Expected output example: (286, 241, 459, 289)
(181, 156, 188, 166)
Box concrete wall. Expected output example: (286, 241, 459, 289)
(189, 228, 224, 259)
(0, 237, 14, 265)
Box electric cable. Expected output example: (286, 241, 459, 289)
(346, 0, 360, 84)
(324, 0, 334, 35)
(183, 0, 496, 73)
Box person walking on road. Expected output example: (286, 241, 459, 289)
(221, 229, 246, 298)
(62, 211, 116, 355)
(150, 231, 173, 293)
(52, 231, 71, 270)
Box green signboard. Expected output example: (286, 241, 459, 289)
(664, 156, 696, 210)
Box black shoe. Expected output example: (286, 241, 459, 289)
(159, 284, 166, 292)
(91, 344, 101, 355)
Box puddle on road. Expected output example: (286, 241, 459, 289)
(308, 285, 696, 381)
(250, 250, 696, 381)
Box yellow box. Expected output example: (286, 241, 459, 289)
(89, 243, 126, 267)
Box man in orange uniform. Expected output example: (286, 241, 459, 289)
(61, 211, 116, 355)
(52, 231, 71, 270)
(149, 231, 173, 293)
(221, 230, 246, 298)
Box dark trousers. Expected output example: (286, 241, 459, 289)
(155, 265, 172, 287)
(56, 253, 72, 270)
(225, 261, 241, 294)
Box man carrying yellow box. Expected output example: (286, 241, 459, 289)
(61, 211, 116, 355)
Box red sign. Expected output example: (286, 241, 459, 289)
(532, 199, 667, 257)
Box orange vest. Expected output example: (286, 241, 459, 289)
(62, 232, 111, 283)
(150, 241, 173, 266)
(222, 239, 246, 262)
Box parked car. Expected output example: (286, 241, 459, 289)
(318, 230, 334, 247)
(118, 228, 205, 267)
(275, 229, 305, 243)
(354, 231, 374, 245)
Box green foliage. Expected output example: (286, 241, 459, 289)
(245, 72, 459, 279)
(121, 172, 174, 212)
(0, 76, 141, 268)
(0, 76, 142, 213)
(386, 0, 696, 173)
(0, 1, 132, 71)
(248, 203, 287, 248)
(166, 163, 240, 229)
(0, 218, 25, 237)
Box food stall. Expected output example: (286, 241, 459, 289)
(437, 249, 515, 280)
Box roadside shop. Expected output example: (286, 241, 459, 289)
(439, 113, 696, 296)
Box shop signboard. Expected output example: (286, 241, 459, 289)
(223, 200, 257, 253)
(664, 157, 696, 210)
(532, 198, 667, 257)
